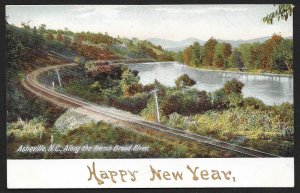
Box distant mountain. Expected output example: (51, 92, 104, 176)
(147, 37, 205, 52)
(147, 36, 293, 52)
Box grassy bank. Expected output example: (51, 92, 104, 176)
(7, 119, 235, 159)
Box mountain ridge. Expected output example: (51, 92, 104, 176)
(147, 36, 293, 52)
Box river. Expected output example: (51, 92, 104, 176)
(127, 62, 293, 105)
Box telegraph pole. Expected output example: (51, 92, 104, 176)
(55, 69, 62, 87)
(149, 89, 160, 123)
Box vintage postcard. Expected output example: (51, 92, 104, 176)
(5, 4, 294, 188)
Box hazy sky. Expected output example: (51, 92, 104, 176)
(6, 5, 293, 41)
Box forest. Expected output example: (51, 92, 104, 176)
(176, 34, 293, 74)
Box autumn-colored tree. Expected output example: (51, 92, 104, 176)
(222, 43, 232, 59)
(175, 74, 196, 89)
(214, 55, 224, 68)
(224, 79, 244, 94)
(182, 46, 192, 65)
(56, 33, 63, 42)
(124, 83, 143, 97)
(202, 37, 218, 66)
(198, 91, 211, 112)
(47, 33, 54, 40)
(260, 34, 283, 70)
(161, 95, 180, 115)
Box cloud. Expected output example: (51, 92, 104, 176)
(153, 7, 207, 14)
(207, 6, 248, 12)
(152, 5, 247, 15)
(72, 5, 126, 19)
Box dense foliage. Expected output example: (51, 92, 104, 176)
(7, 120, 233, 158)
(179, 34, 293, 73)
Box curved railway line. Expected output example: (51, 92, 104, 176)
(23, 62, 280, 158)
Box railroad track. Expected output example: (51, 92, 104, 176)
(23, 62, 280, 158)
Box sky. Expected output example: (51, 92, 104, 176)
(6, 5, 293, 41)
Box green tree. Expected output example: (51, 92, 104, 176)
(248, 43, 261, 69)
(272, 39, 293, 71)
(6, 27, 25, 74)
(229, 48, 244, 69)
(238, 44, 252, 69)
(120, 69, 140, 94)
(263, 4, 294, 24)
(47, 33, 54, 40)
(221, 43, 232, 68)
(190, 42, 202, 67)
(38, 24, 46, 35)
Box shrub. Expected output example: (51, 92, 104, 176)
(243, 97, 266, 109)
(223, 79, 244, 94)
(198, 91, 211, 112)
(120, 69, 140, 93)
(143, 83, 155, 93)
(228, 93, 243, 107)
(175, 74, 196, 89)
(161, 94, 180, 115)
(7, 117, 47, 142)
(124, 83, 143, 97)
(211, 88, 229, 109)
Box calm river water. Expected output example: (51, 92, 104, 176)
(127, 62, 293, 105)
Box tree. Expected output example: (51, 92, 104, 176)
(248, 43, 261, 69)
(175, 74, 196, 89)
(222, 43, 232, 68)
(38, 24, 46, 35)
(230, 48, 244, 69)
(175, 51, 184, 63)
(214, 55, 224, 68)
(223, 79, 244, 94)
(198, 91, 211, 112)
(124, 83, 143, 97)
(260, 34, 283, 70)
(190, 42, 202, 67)
(213, 44, 224, 68)
(47, 33, 54, 40)
(56, 33, 63, 42)
(6, 27, 25, 73)
(161, 95, 180, 115)
(238, 44, 252, 69)
(120, 69, 140, 94)
(263, 4, 294, 24)
(63, 36, 71, 47)
(21, 21, 31, 30)
(182, 46, 192, 65)
(272, 39, 293, 71)
(202, 37, 218, 66)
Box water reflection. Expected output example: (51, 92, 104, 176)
(127, 62, 293, 105)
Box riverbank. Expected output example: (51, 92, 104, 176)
(185, 65, 293, 77)
(128, 61, 293, 77)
